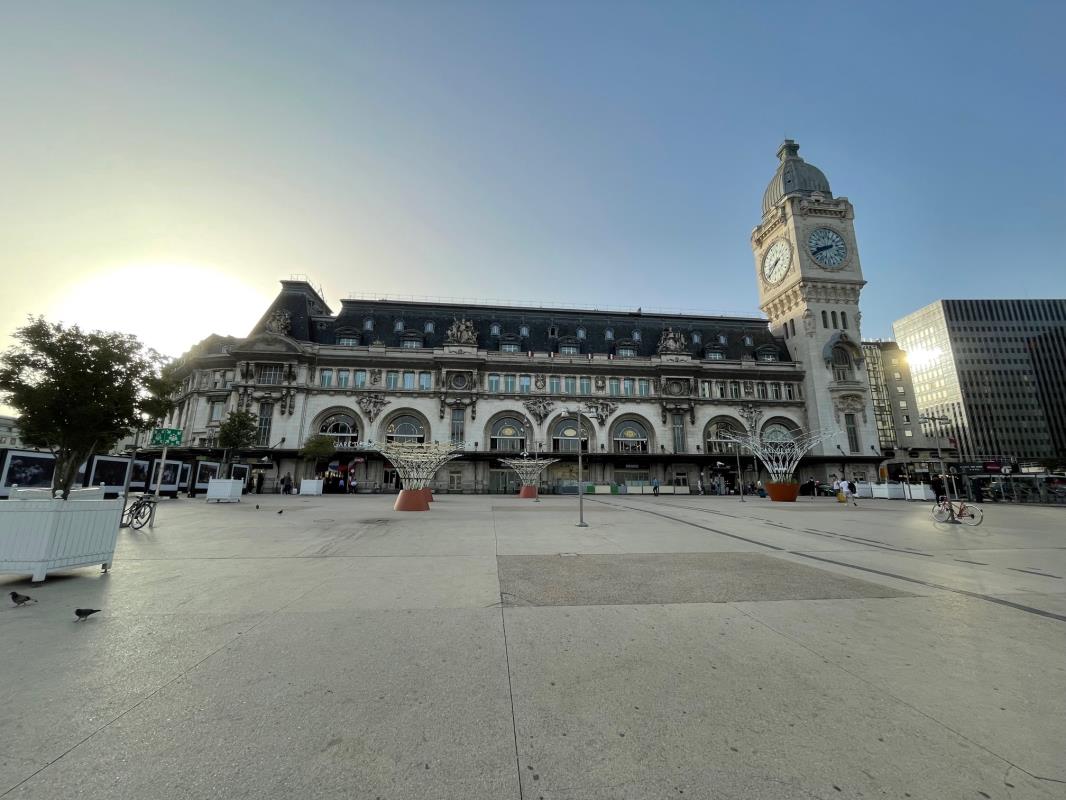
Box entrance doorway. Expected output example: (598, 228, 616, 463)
(489, 469, 520, 494)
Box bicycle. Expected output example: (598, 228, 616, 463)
(931, 495, 983, 526)
(122, 494, 157, 530)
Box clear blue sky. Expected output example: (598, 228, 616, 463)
(2, 0, 1063, 350)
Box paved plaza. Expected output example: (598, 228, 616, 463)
(2, 493, 1064, 799)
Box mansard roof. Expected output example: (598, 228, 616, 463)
(248, 281, 789, 361)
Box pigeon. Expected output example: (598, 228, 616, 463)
(74, 608, 101, 621)
(277, 509, 283, 515)
(10, 591, 36, 607)
(255, 504, 260, 510)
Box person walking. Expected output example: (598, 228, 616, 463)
(282, 472, 292, 495)
(843, 478, 858, 506)
(652, 477, 660, 497)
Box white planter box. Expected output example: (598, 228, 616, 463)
(0, 498, 123, 582)
(299, 479, 323, 496)
(205, 479, 244, 503)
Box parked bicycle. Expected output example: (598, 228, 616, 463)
(931, 495, 983, 526)
(122, 494, 157, 529)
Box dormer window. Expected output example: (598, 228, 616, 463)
(692, 332, 702, 344)
(718, 334, 727, 345)
(576, 327, 586, 340)
(337, 336, 359, 347)
(363, 318, 374, 331)
(548, 326, 558, 338)
(560, 344, 579, 356)
(706, 350, 725, 361)
(424, 321, 435, 334)
(394, 319, 405, 332)
(743, 335, 754, 347)
(617, 346, 636, 358)
(605, 328, 614, 341)
(519, 325, 529, 337)
(757, 350, 778, 362)
(632, 330, 641, 342)
(490, 323, 501, 336)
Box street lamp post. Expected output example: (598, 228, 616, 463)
(563, 408, 588, 527)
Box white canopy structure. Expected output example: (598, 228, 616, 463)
(359, 441, 463, 511)
(498, 455, 559, 499)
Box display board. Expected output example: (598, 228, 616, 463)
(230, 464, 250, 490)
(195, 461, 221, 490)
(0, 449, 57, 499)
(128, 459, 151, 490)
(149, 459, 183, 493)
(87, 455, 133, 497)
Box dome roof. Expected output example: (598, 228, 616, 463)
(761, 140, 832, 214)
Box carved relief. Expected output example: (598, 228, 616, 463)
(356, 394, 390, 422)
(656, 327, 687, 355)
(369, 369, 381, 385)
(583, 401, 617, 426)
(535, 375, 546, 390)
(833, 393, 868, 425)
(524, 397, 555, 424)
(738, 403, 763, 433)
(446, 317, 479, 345)
(594, 376, 605, 390)
(264, 309, 291, 335)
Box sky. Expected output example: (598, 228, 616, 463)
(1, 0, 1064, 368)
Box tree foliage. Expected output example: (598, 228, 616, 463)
(0, 317, 169, 499)
(300, 434, 336, 461)
(217, 410, 258, 451)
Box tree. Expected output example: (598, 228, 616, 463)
(217, 410, 258, 466)
(0, 317, 169, 499)
(300, 434, 336, 478)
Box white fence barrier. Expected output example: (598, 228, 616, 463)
(0, 498, 123, 582)
(205, 479, 244, 503)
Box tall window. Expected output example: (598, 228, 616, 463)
(451, 408, 465, 444)
(209, 401, 224, 422)
(845, 413, 860, 453)
(841, 311, 849, 329)
(504, 374, 517, 393)
(386, 415, 425, 443)
(821, 310, 828, 328)
(756, 382, 768, 399)
(832, 347, 854, 381)
(402, 371, 415, 390)
(337, 370, 350, 388)
(609, 378, 620, 396)
(730, 381, 741, 399)
(671, 414, 686, 453)
(490, 418, 526, 452)
(551, 418, 589, 452)
(564, 376, 576, 394)
(716, 381, 727, 399)
(257, 364, 284, 384)
(622, 378, 634, 396)
(831, 311, 838, 328)
(488, 374, 501, 392)
(579, 376, 591, 394)
(386, 371, 399, 389)
(638, 379, 650, 397)
(612, 420, 649, 453)
(789, 320, 796, 336)
(770, 383, 781, 400)
(519, 375, 531, 393)
(320, 369, 333, 387)
(784, 384, 795, 400)
(256, 403, 274, 446)
(418, 372, 432, 390)
(320, 414, 358, 448)
(549, 376, 561, 393)
(354, 370, 367, 388)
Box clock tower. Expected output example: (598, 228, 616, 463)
(751, 140, 879, 469)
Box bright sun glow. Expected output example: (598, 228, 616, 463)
(906, 346, 943, 369)
(49, 264, 273, 358)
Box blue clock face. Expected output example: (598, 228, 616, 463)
(807, 228, 848, 268)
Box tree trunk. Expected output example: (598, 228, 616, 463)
(53, 443, 95, 500)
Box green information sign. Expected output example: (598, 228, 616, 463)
(150, 428, 183, 448)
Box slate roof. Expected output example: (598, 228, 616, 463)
(250, 281, 789, 361)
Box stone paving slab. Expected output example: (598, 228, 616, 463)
(497, 553, 911, 606)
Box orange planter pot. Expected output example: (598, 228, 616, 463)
(394, 489, 430, 512)
(424, 488, 434, 503)
(766, 482, 800, 502)
(519, 485, 538, 499)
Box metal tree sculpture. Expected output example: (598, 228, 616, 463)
(359, 441, 463, 511)
(499, 455, 559, 499)
(720, 428, 835, 484)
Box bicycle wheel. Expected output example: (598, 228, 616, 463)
(931, 504, 951, 523)
(958, 504, 983, 526)
(131, 503, 152, 530)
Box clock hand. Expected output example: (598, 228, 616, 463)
(812, 244, 834, 255)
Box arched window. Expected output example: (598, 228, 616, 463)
(490, 418, 526, 452)
(424, 321, 435, 334)
(319, 414, 359, 448)
(394, 319, 405, 332)
(718, 334, 728, 345)
(576, 327, 586, 340)
(385, 415, 426, 443)
(692, 332, 702, 344)
(841, 311, 848, 330)
(821, 310, 828, 328)
(789, 319, 796, 336)
(490, 323, 501, 336)
(705, 419, 741, 453)
(832, 347, 854, 381)
(363, 318, 374, 331)
(762, 422, 796, 443)
(519, 325, 530, 337)
(632, 330, 642, 342)
(831, 310, 838, 328)
(612, 420, 649, 453)
(605, 328, 614, 341)
(551, 417, 590, 453)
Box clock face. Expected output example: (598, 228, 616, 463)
(807, 227, 848, 268)
(761, 239, 792, 284)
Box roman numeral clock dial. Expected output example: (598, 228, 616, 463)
(761, 239, 792, 285)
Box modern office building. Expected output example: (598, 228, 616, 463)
(893, 299, 1066, 466)
(861, 340, 945, 479)
(157, 141, 883, 491)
